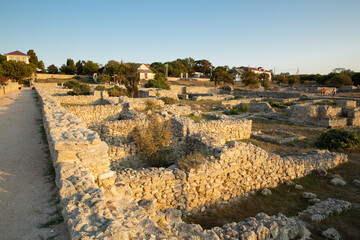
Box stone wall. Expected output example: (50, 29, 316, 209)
(64, 104, 124, 123)
(36, 73, 89, 80)
(138, 88, 179, 99)
(53, 95, 105, 105)
(116, 142, 348, 211)
(0, 82, 20, 97)
(234, 91, 303, 99)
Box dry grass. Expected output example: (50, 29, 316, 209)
(186, 119, 360, 239)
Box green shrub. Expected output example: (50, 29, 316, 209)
(315, 128, 360, 150)
(94, 85, 106, 91)
(177, 152, 206, 171)
(131, 114, 172, 167)
(234, 95, 244, 99)
(230, 104, 250, 115)
(160, 97, 177, 105)
(107, 85, 128, 97)
(64, 80, 80, 89)
(269, 100, 285, 109)
(73, 76, 81, 80)
(143, 100, 162, 112)
(144, 74, 170, 90)
(98, 74, 111, 83)
(67, 83, 91, 95)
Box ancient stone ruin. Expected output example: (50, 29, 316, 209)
(34, 83, 354, 239)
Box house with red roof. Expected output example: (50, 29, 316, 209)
(5, 51, 30, 64)
(137, 64, 155, 80)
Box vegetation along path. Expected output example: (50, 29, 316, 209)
(0, 88, 69, 239)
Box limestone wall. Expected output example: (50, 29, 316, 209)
(233, 91, 303, 99)
(36, 73, 89, 80)
(138, 88, 179, 99)
(53, 95, 105, 105)
(64, 104, 124, 123)
(116, 142, 348, 211)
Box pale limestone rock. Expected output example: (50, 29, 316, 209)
(322, 227, 341, 240)
(330, 178, 346, 186)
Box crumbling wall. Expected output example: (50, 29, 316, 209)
(64, 104, 124, 123)
(116, 142, 348, 211)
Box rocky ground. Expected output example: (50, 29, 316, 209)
(0, 88, 69, 239)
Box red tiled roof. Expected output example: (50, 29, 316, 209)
(249, 67, 272, 73)
(6, 50, 29, 56)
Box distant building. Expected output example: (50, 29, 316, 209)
(137, 64, 155, 80)
(233, 67, 272, 82)
(5, 51, 30, 64)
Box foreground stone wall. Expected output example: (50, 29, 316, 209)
(116, 142, 348, 211)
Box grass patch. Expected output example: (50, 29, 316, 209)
(185, 114, 219, 123)
(229, 104, 250, 115)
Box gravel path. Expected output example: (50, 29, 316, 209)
(0, 88, 69, 239)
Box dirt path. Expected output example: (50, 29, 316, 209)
(0, 88, 69, 239)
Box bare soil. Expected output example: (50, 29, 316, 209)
(0, 89, 69, 239)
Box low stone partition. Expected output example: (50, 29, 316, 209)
(116, 142, 348, 212)
(233, 91, 303, 99)
(53, 95, 105, 105)
(65, 104, 124, 123)
(192, 94, 234, 101)
(138, 88, 179, 99)
(172, 117, 252, 146)
(0, 82, 20, 97)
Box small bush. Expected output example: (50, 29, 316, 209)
(177, 152, 206, 171)
(143, 100, 162, 112)
(131, 114, 172, 167)
(145, 74, 170, 90)
(161, 97, 177, 105)
(67, 83, 91, 95)
(269, 100, 285, 109)
(234, 95, 245, 99)
(107, 85, 128, 97)
(94, 85, 106, 91)
(230, 104, 250, 115)
(315, 128, 360, 150)
(98, 74, 111, 83)
(73, 76, 81, 80)
(64, 80, 80, 89)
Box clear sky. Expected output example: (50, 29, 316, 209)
(1, 0, 359, 74)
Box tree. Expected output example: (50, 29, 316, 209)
(145, 73, 170, 89)
(352, 73, 360, 86)
(27, 50, 39, 66)
(38, 60, 46, 73)
(241, 70, 259, 88)
(327, 73, 353, 87)
(104, 60, 123, 76)
(98, 74, 111, 83)
(1, 60, 35, 80)
(194, 59, 212, 75)
(121, 63, 139, 97)
(150, 62, 166, 75)
(211, 66, 234, 86)
(0, 54, 6, 64)
(75, 60, 85, 75)
(83, 61, 99, 75)
(60, 58, 76, 74)
(274, 73, 289, 84)
(47, 64, 58, 74)
(288, 75, 299, 86)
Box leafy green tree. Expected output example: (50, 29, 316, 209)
(27, 49, 39, 66)
(241, 70, 259, 88)
(274, 73, 289, 84)
(327, 73, 353, 87)
(0, 54, 6, 64)
(288, 75, 299, 86)
(104, 60, 123, 76)
(38, 60, 46, 73)
(47, 64, 58, 74)
(194, 59, 213, 75)
(150, 62, 166, 75)
(352, 73, 360, 86)
(145, 73, 170, 89)
(1, 60, 35, 80)
(98, 74, 111, 83)
(121, 63, 139, 97)
(83, 61, 99, 75)
(60, 58, 76, 74)
(75, 60, 85, 75)
(211, 66, 234, 86)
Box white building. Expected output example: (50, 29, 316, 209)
(6, 50, 30, 64)
(233, 67, 272, 82)
(137, 64, 155, 80)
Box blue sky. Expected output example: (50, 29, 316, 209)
(1, 0, 359, 74)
